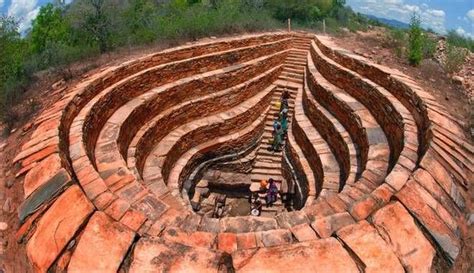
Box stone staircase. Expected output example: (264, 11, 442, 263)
(249, 50, 306, 217)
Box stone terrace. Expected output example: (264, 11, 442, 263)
(13, 31, 472, 272)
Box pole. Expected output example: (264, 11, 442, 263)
(288, 18, 291, 32)
(323, 19, 326, 34)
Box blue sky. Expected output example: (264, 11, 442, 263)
(1, 0, 473, 38)
(347, 0, 474, 38)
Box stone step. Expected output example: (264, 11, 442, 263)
(284, 60, 306, 66)
(281, 71, 304, 79)
(282, 67, 304, 74)
(253, 161, 281, 169)
(277, 76, 303, 84)
(252, 168, 282, 176)
(251, 174, 284, 183)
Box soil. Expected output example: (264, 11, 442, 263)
(0, 28, 472, 272)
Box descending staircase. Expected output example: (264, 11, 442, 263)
(249, 47, 308, 217)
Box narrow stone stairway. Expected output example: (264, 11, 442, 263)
(249, 49, 307, 217)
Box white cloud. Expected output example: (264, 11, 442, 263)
(456, 27, 474, 39)
(347, 0, 448, 34)
(467, 9, 474, 22)
(7, 0, 39, 33)
(427, 9, 445, 18)
(0, 0, 4, 9)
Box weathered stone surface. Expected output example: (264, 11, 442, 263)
(23, 153, 62, 198)
(68, 212, 135, 273)
(18, 169, 72, 223)
(236, 232, 257, 249)
(372, 202, 436, 273)
(232, 238, 360, 273)
(220, 216, 277, 233)
(395, 181, 461, 263)
(217, 232, 238, 253)
(198, 216, 220, 233)
(337, 220, 404, 273)
(420, 151, 465, 208)
(275, 211, 309, 229)
(290, 223, 319, 242)
(26, 185, 94, 273)
(162, 227, 216, 248)
(311, 212, 355, 238)
(129, 238, 232, 273)
(257, 229, 293, 247)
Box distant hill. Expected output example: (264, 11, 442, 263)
(363, 14, 410, 29)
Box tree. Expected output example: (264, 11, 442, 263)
(83, 0, 112, 53)
(408, 13, 422, 66)
(0, 16, 29, 121)
(30, 3, 69, 53)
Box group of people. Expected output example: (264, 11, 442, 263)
(250, 178, 279, 216)
(271, 90, 290, 152)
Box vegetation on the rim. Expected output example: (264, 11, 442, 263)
(0, 0, 472, 131)
(408, 13, 423, 66)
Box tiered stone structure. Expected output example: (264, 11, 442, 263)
(13, 32, 471, 272)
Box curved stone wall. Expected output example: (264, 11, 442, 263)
(13, 31, 471, 272)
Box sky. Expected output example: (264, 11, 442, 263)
(347, 0, 474, 38)
(0, 0, 473, 38)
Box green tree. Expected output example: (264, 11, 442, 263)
(0, 16, 29, 124)
(30, 3, 69, 53)
(408, 13, 422, 66)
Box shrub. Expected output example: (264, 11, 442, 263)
(444, 44, 468, 74)
(408, 13, 423, 66)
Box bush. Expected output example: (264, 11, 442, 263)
(408, 13, 423, 66)
(447, 30, 474, 52)
(421, 34, 437, 59)
(444, 44, 468, 74)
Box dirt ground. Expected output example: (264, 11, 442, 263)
(0, 29, 472, 272)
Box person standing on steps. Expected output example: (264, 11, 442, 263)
(266, 178, 278, 207)
(272, 123, 283, 151)
(280, 107, 288, 136)
(281, 90, 290, 111)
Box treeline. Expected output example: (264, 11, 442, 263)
(2, 0, 369, 128)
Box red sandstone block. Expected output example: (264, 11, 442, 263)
(395, 182, 460, 262)
(146, 208, 187, 236)
(26, 185, 94, 273)
(304, 199, 336, 221)
(162, 227, 216, 248)
(129, 238, 229, 273)
(290, 223, 319, 242)
(67, 212, 135, 273)
(420, 151, 461, 203)
(385, 164, 411, 191)
(236, 232, 257, 250)
(320, 192, 348, 213)
(371, 183, 395, 203)
(232, 238, 360, 273)
(257, 229, 293, 247)
(349, 196, 378, 221)
(120, 209, 147, 232)
(413, 169, 465, 230)
(22, 145, 59, 167)
(104, 198, 130, 221)
(93, 191, 117, 210)
(23, 153, 62, 198)
(372, 202, 436, 273)
(218, 232, 238, 253)
(82, 178, 108, 200)
(311, 212, 355, 238)
(337, 220, 404, 273)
